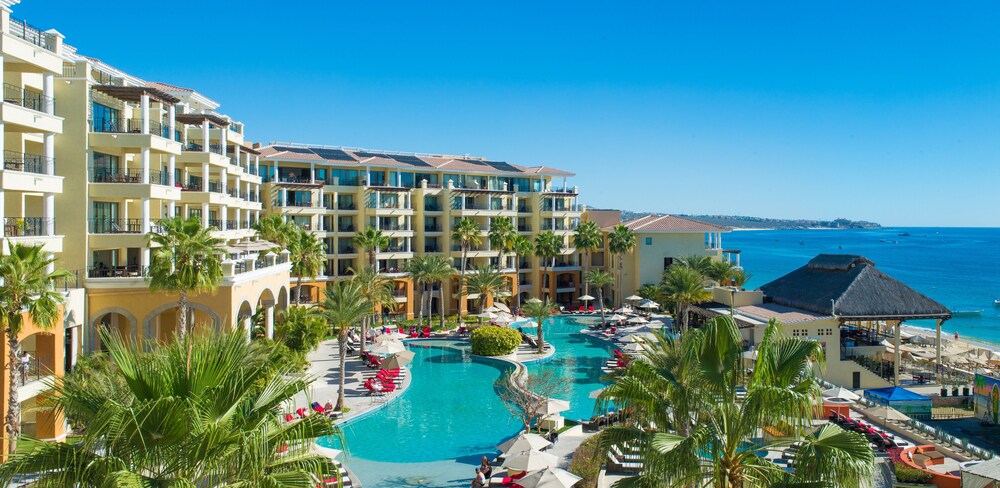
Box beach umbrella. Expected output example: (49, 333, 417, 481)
(821, 386, 861, 402)
(498, 432, 553, 455)
(485, 305, 502, 313)
(622, 342, 644, 353)
(622, 332, 657, 343)
(376, 332, 407, 342)
(607, 314, 627, 322)
(638, 299, 659, 309)
(514, 467, 583, 488)
(579, 294, 595, 301)
(501, 449, 559, 472)
(493, 315, 514, 326)
(627, 316, 649, 324)
(494, 302, 511, 313)
(369, 340, 405, 355)
(533, 398, 571, 417)
(625, 295, 642, 301)
(380, 355, 406, 371)
(477, 311, 497, 320)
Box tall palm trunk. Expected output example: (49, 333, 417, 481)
(459, 246, 468, 325)
(582, 250, 590, 297)
(437, 282, 446, 330)
(598, 287, 606, 325)
(536, 318, 545, 354)
(336, 330, 347, 410)
(369, 251, 376, 270)
(514, 261, 521, 308)
(417, 284, 424, 330)
(617, 253, 624, 307)
(178, 289, 188, 340)
(295, 275, 303, 306)
(360, 316, 368, 353)
(6, 328, 20, 455)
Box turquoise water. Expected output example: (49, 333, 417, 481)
(726, 227, 1000, 344)
(323, 319, 614, 487)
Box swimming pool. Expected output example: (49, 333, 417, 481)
(321, 317, 614, 487)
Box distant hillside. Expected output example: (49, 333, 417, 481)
(617, 211, 881, 230)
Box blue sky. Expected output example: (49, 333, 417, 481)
(21, 0, 1000, 226)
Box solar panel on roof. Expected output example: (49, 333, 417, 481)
(391, 155, 433, 167)
(310, 148, 356, 162)
(272, 146, 315, 155)
(462, 159, 489, 166)
(483, 160, 522, 173)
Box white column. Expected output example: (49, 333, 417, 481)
(243, 316, 253, 342)
(141, 198, 151, 267)
(202, 163, 210, 192)
(168, 104, 176, 141)
(221, 127, 228, 157)
(168, 155, 176, 185)
(44, 194, 54, 235)
(221, 205, 228, 230)
(43, 132, 54, 175)
(234, 207, 241, 230)
(0, 189, 5, 238)
(69, 326, 79, 370)
(255, 155, 260, 177)
(141, 148, 150, 184)
(140, 94, 150, 135)
(310, 163, 316, 183)
(220, 168, 227, 194)
(201, 120, 210, 152)
(201, 203, 209, 228)
(265, 304, 275, 339)
(168, 201, 176, 217)
(42, 73, 54, 115)
(274, 160, 280, 181)
(234, 145, 241, 170)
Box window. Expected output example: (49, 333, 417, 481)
(663, 257, 674, 270)
(645, 237, 652, 246)
(91, 103, 119, 131)
(91, 152, 119, 182)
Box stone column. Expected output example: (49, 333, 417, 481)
(265, 302, 275, 340)
(42, 72, 54, 115)
(168, 104, 176, 141)
(168, 155, 176, 185)
(201, 120, 210, 152)
(141, 148, 150, 184)
(140, 93, 150, 134)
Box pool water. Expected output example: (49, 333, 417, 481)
(320, 317, 614, 487)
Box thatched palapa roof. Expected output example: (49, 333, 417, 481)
(758, 254, 951, 321)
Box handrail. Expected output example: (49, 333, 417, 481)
(4, 150, 53, 174)
(8, 17, 53, 51)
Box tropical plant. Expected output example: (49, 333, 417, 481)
(464, 264, 509, 322)
(707, 259, 736, 287)
(147, 216, 224, 341)
(407, 255, 453, 330)
(510, 234, 534, 307)
(253, 214, 297, 250)
(731, 268, 753, 290)
(470, 326, 522, 356)
(0, 243, 67, 454)
(661, 264, 713, 333)
(638, 283, 662, 301)
(350, 268, 394, 353)
(607, 224, 636, 306)
(584, 269, 613, 325)
(321, 279, 371, 410)
(488, 216, 516, 256)
(354, 227, 389, 269)
(597, 315, 875, 487)
(522, 299, 554, 354)
(573, 220, 602, 296)
(275, 305, 327, 359)
(0, 329, 340, 485)
(534, 231, 562, 302)
(452, 217, 482, 324)
(289, 227, 325, 305)
(677, 254, 715, 283)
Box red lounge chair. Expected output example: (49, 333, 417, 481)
(502, 471, 527, 485)
(284, 413, 295, 423)
(296, 407, 308, 419)
(409, 326, 419, 338)
(588, 306, 595, 312)
(421, 326, 431, 338)
(578, 306, 585, 313)
(277, 444, 289, 454)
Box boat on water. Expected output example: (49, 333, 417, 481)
(994, 299, 1000, 306)
(898, 232, 911, 237)
(951, 309, 983, 317)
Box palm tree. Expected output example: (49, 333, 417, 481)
(147, 216, 224, 341)
(464, 264, 508, 322)
(0, 243, 67, 454)
(584, 269, 613, 325)
(425, 255, 454, 329)
(289, 227, 325, 306)
(321, 279, 371, 410)
(706, 259, 736, 287)
(510, 234, 534, 308)
(607, 224, 636, 307)
(488, 216, 516, 257)
(406, 256, 431, 330)
(731, 268, 752, 291)
(677, 254, 715, 282)
(452, 217, 482, 324)
(661, 264, 712, 333)
(252, 214, 297, 250)
(0, 329, 340, 484)
(597, 315, 875, 487)
(350, 268, 394, 353)
(534, 231, 562, 302)
(573, 220, 602, 296)
(522, 299, 554, 354)
(354, 227, 389, 269)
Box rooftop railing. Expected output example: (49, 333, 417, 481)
(4, 150, 52, 174)
(9, 17, 53, 51)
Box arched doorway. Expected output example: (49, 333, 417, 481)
(291, 284, 318, 305)
(255, 288, 277, 340)
(142, 303, 221, 343)
(89, 309, 138, 352)
(236, 300, 254, 340)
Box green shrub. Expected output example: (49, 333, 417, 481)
(570, 432, 603, 487)
(894, 465, 933, 483)
(470, 326, 521, 356)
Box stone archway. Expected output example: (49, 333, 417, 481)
(88, 308, 139, 352)
(256, 288, 277, 340)
(142, 302, 222, 343)
(236, 300, 254, 340)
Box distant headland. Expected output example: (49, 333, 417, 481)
(617, 211, 881, 230)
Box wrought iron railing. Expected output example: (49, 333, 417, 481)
(89, 218, 151, 234)
(87, 265, 147, 279)
(4, 83, 51, 112)
(4, 150, 51, 174)
(9, 17, 52, 51)
(3, 217, 52, 237)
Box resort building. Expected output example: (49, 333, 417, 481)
(257, 144, 583, 317)
(697, 254, 951, 389)
(0, 3, 86, 452)
(51, 45, 288, 350)
(585, 210, 735, 305)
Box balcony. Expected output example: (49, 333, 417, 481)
(378, 223, 411, 232)
(3, 83, 52, 113)
(3, 217, 52, 237)
(277, 200, 315, 208)
(90, 118, 173, 140)
(4, 150, 52, 175)
(89, 168, 170, 186)
(424, 204, 442, 212)
(337, 201, 357, 210)
(541, 203, 583, 212)
(424, 224, 442, 232)
(184, 142, 224, 155)
(338, 246, 357, 254)
(517, 224, 532, 232)
(337, 224, 355, 233)
(87, 264, 147, 279)
(517, 205, 532, 213)
(89, 218, 158, 234)
(180, 181, 203, 192)
(8, 17, 54, 51)
(207, 219, 223, 229)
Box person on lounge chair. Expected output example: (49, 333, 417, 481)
(471, 467, 486, 487)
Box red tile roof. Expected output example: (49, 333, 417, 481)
(606, 215, 729, 232)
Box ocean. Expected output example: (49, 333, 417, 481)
(725, 227, 1000, 345)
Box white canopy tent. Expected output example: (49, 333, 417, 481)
(961, 457, 1000, 488)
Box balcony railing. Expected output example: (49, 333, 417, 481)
(9, 17, 53, 51)
(227, 188, 239, 198)
(338, 247, 357, 254)
(4, 150, 52, 174)
(228, 156, 239, 166)
(89, 218, 153, 234)
(424, 225, 441, 232)
(518, 225, 531, 232)
(424, 204, 442, 212)
(337, 225, 355, 232)
(89, 168, 170, 185)
(424, 246, 441, 253)
(518, 205, 532, 213)
(279, 201, 314, 208)
(4, 83, 51, 112)
(207, 182, 223, 194)
(378, 223, 410, 231)
(246, 193, 259, 202)
(3, 217, 52, 237)
(87, 264, 147, 279)
(207, 219, 223, 229)
(180, 181, 203, 192)
(337, 201, 356, 210)
(225, 220, 238, 230)
(90, 117, 166, 136)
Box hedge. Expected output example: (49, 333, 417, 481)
(894, 465, 933, 484)
(470, 326, 522, 356)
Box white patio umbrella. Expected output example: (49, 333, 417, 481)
(625, 295, 642, 301)
(498, 432, 553, 455)
(376, 332, 407, 342)
(638, 299, 659, 309)
(514, 467, 583, 488)
(484, 305, 502, 313)
(579, 294, 595, 301)
(627, 316, 649, 324)
(613, 307, 632, 314)
(622, 342, 644, 353)
(588, 387, 606, 399)
(368, 340, 405, 355)
(534, 398, 571, 417)
(501, 449, 559, 472)
(821, 386, 860, 402)
(477, 311, 497, 320)
(622, 332, 657, 343)
(493, 315, 514, 326)
(493, 302, 511, 313)
(606, 314, 627, 322)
